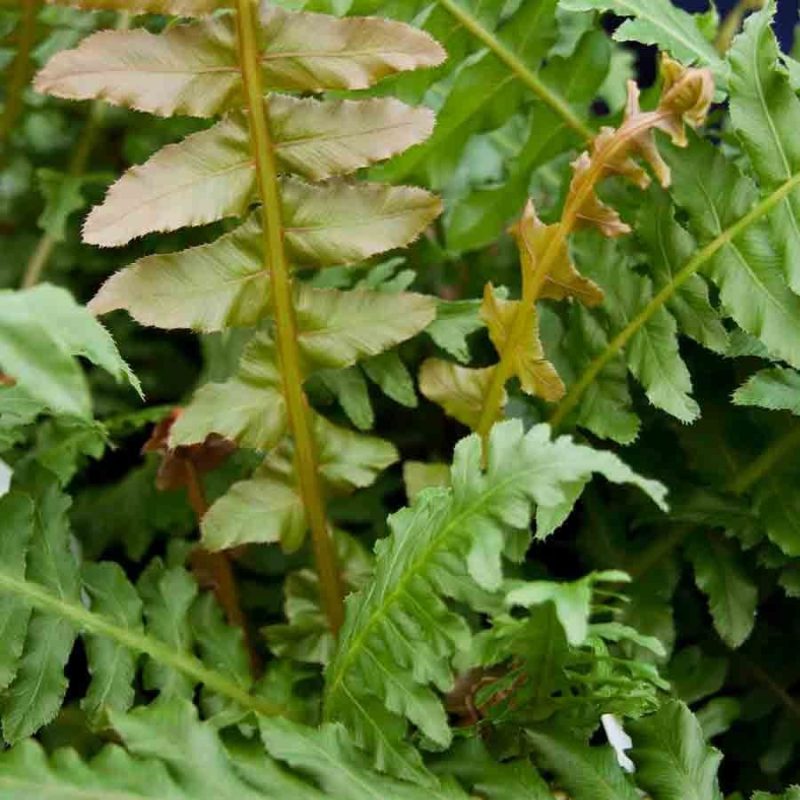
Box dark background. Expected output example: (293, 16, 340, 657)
(675, 0, 798, 49)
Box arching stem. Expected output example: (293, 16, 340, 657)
(434, 0, 592, 141)
(477, 111, 670, 447)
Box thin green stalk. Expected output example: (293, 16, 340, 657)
(737, 656, 800, 724)
(715, 0, 765, 55)
(550, 169, 800, 430)
(434, 0, 593, 142)
(0, 570, 283, 718)
(0, 0, 38, 154)
(234, 0, 344, 633)
(21, 235, 57, 290)
(727, 422, 800, 495)
(21, 101, 105, 288)
(628, 525, 692, 580)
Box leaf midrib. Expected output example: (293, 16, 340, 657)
(697, 180, 796, 322)
(325, 461, 548, 703)
(0, 570, 283, 719)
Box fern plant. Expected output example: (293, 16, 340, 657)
(36, 0, 446, 631)
(3, 0, 800, 797)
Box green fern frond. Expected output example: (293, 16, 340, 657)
(324, 420, 666, 780)
(0, 485, 272, 743)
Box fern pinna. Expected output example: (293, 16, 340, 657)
(36, 0, 445, 631)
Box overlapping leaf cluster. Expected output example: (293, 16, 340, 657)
(324, 420, 667, 780)
(1, 0, 800, 797)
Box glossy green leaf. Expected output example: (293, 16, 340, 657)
(46, 0, 225, 14)
(281, 179, 440, 269)
(426, 299, 485, 364)
(686, 534, 757, 649)
(362, 351, 417, 408)
(137, 561, 198, 700)
(733, 367, 800, 415)
(190, 593, 251, 693)
(202, 469, 306, 552)
(84, 115, 256, 248)
(526, 726, 639, 800)
(578, 234, 699, 423)
(635, 190, 728, 354)
(506, 571, 630, 646)
(665, 137, 800, 370)
(0, 493, 34, 694)
(544, 305, 641, 445)
(2, 481, 80, 744)
(314, 415, 397, 491)
(444, 28, 611, 253)
(36, 9, 444, 118)
(0, 285, 140, 419)
(171, 334, 287, 451)
(628, 701, 723, 800)
(260, 717, 468, 799)
(83, 98, 434, 247)
(377, 0, 560, 189)
(90, 181, 440, 321)
(296, 286, 436, 369)
(90, 216, 270, 332)
(431, 738, 551, 800)
(316, 367, 374, 430)
(729, 3, 800, 293)
(559, 0, 726, 85)
(270, 95, 435, 182)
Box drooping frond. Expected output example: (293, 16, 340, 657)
(0, 485, 266, 743)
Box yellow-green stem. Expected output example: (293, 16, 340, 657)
(234, 0, 343, 633)
(434, 0, 593, 142)
(21, 101, 105, 288)
(737, 656, 800, 723)
(476, 111, 665, 445)
(727, 422, 800, 495)
(22, 12, 130, 288)
(715, 0, 765, 54)
(0, 0, 38, 155)
(550, 169, 800, 430)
